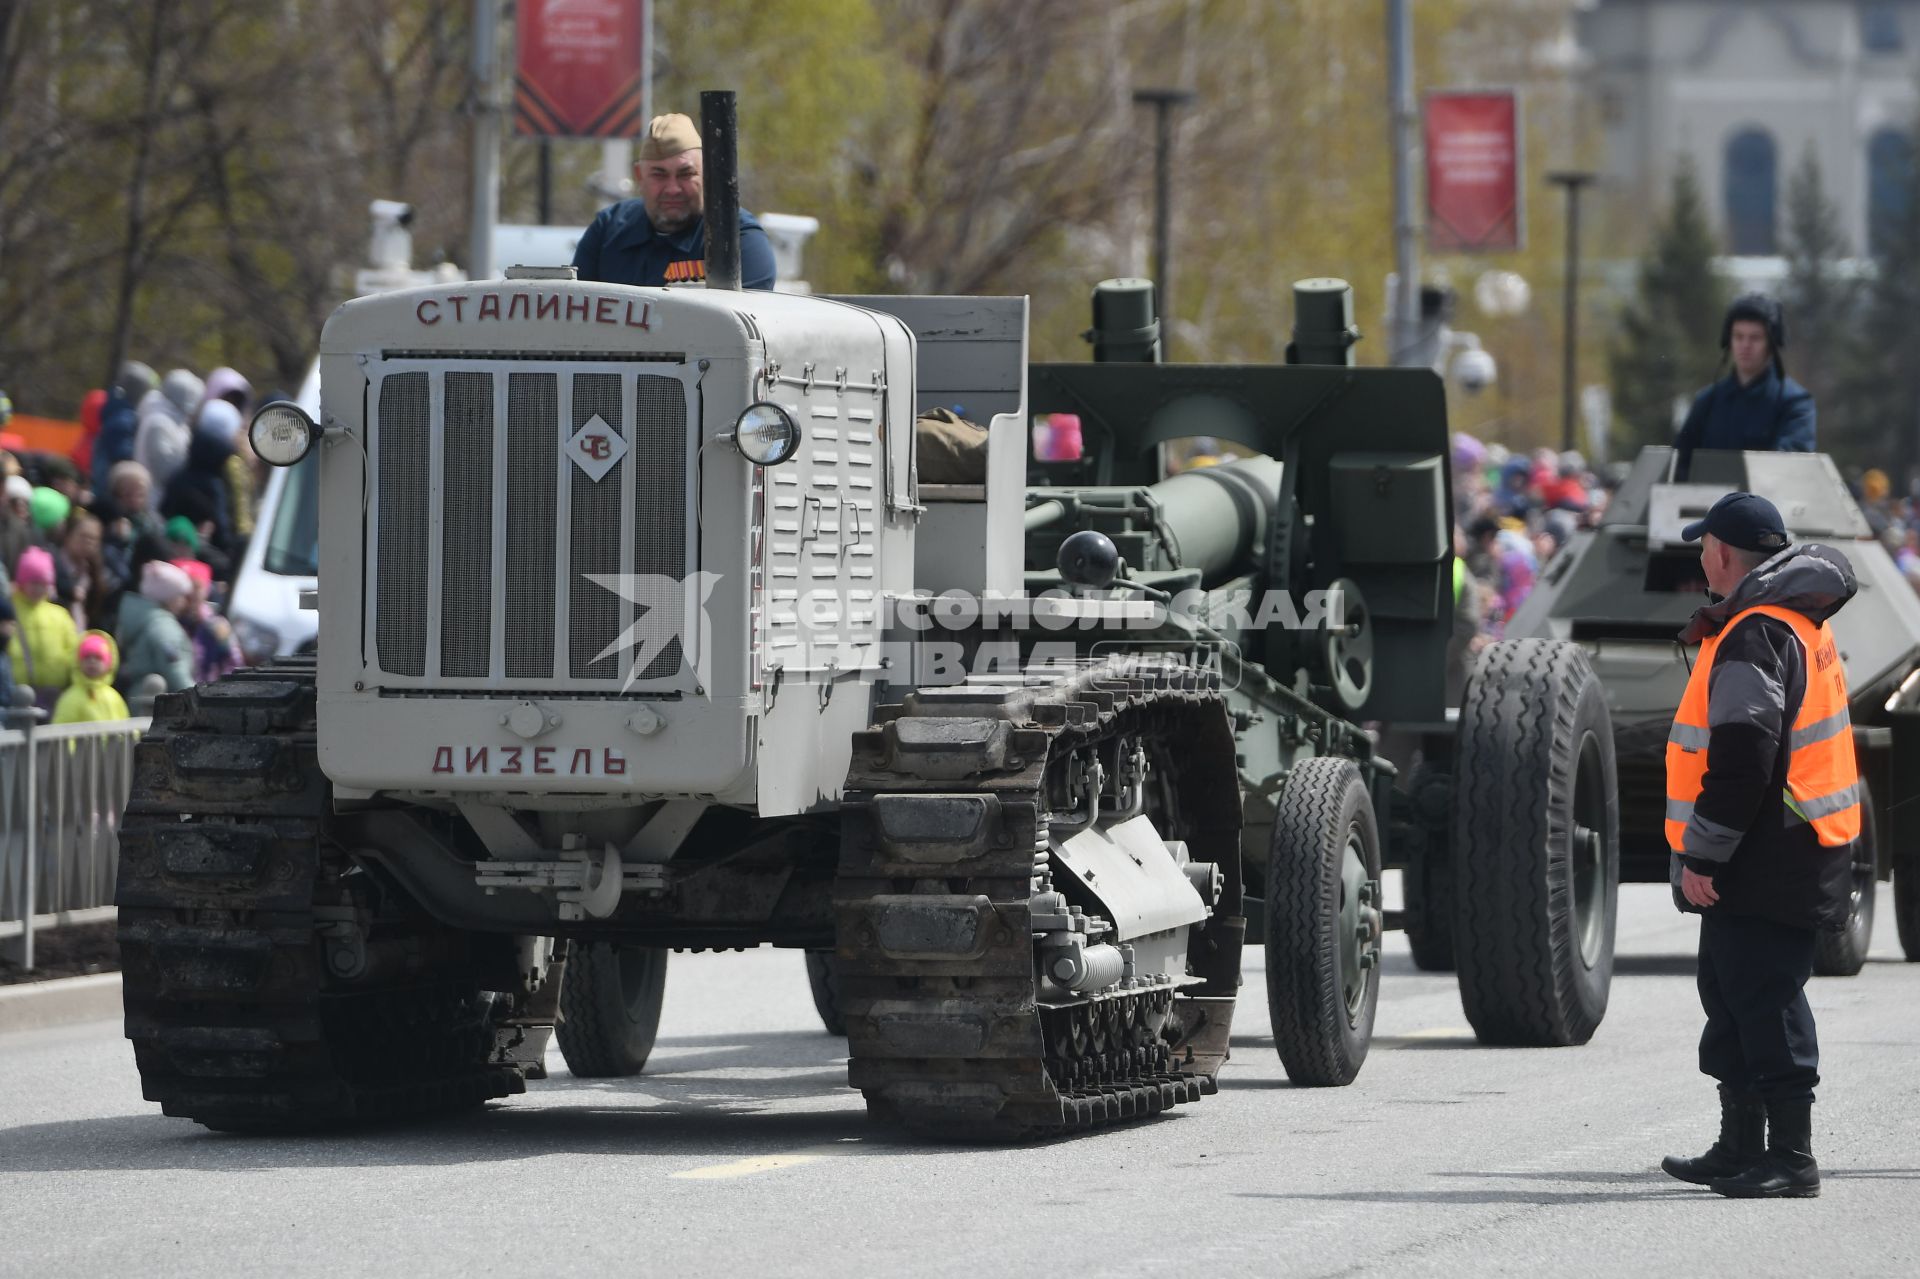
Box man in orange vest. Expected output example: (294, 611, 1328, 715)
(1660, 491, 1859, 1199)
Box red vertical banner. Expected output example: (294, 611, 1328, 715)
(1425, 90, 1523, 252)
(514, 0, 648, 139)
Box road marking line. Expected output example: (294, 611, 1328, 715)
(669, 1141, 862, 1181)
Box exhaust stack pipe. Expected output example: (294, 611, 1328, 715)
(701, 90, 742, 292)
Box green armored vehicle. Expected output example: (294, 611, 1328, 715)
(1504, 446, 1920, 969)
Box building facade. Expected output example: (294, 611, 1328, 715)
(1580, 0, 1920, 256)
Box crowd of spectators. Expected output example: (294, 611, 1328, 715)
(0, 360, 271, 725)
(1448, 434, 1920, 667)
(1450, 436, 1617, 659)
(1855, 466, 1920, 591)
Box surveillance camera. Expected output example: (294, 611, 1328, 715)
(369, 199, 415, 228)
(1453, 347, 1497, 393)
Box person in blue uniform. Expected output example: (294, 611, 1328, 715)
(1673, 294, 1815, 479)
(571, 113, 776, 290)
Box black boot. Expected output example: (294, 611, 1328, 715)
(1712, 1099, 1821, 1199)
(1662, 1091, 1765, 1185)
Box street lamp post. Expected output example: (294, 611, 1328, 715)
(1387, 0, 1421, 365)
(1132, 88, 1194, 359)
(1548, 171, 1597, 454)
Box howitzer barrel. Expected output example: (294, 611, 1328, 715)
(1144, 456, 1282, 583)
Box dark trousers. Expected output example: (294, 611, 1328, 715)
(1697, 910, 1820, 1102)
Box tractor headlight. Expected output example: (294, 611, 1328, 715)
(249, 403, 320, 468)
(731, 402, 801, 466)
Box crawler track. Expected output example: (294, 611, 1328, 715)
(116, 664, 523, 1131)
(835, 658, 1245, 1138)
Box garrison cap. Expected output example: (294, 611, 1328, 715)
(638, 113, 701, 162)
(1682, 491, 1791, 554)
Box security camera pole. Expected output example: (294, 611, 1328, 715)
(1548, 171, 1596, 453)
(1387, 0, 1421, 366)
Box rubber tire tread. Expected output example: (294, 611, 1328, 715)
(1403, 763, 1456, 973)
(1265, 756, 1379, 1087)
(804, 950, 847, 1036)
(1452, 639, 1619, 1047)
(1813, 779, 1876, 977)
(1895, 845, 1920, 962)
(556, 943, 669, 1077)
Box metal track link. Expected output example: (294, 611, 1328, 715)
(117, 670, 524, 1131)
(835, 658, 1244, 1139)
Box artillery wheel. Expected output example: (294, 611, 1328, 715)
(1402, 763, 1456, 973)
(1813, 780, 1877, 977)
(1452, 640, 1619, 1046)
(1265, 756, 1382, 1086)
(804, 950, 847, 1035)
(556, 943, 669, 1077)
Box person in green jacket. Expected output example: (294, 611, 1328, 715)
(53, 631, 128, 724)
(116, 559, 196, 694)
(10, 545, 78, 711)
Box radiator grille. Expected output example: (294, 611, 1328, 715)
(506, 373, 559, 679)
(570, 373, 625, 679)
(375, 373, 430, 676)
(439, 372, 494, 678)
(369, 362, 688, 685)
(634, 374, 688, 679)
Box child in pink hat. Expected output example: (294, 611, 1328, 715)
(53, 630, 127, 723)
(9, 545, 77, 709)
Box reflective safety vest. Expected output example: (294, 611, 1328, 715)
(1666, 604, 1861, 852)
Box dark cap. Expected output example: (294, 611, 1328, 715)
(1681, 491, 1791, 554)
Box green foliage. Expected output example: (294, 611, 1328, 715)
(1607, 161, 1727, 451)
(1779, 144, 1863, 462)
(640, 0, 893, 291)
(1844, 119, 1920, 482)
(0, 0, 1602, 431)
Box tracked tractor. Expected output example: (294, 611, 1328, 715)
(117, 94, 1616, 1139)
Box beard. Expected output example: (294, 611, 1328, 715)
(649, 203, 699, 235)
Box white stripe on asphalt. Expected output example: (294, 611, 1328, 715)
(670, 1141, 864, 1180)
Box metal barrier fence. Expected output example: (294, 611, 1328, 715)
(0, 718, 146, 968)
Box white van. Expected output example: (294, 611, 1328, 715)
(225, 359, 319, 661)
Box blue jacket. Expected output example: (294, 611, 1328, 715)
(93, 388, 140, 495)
(571, 201, 776, 290)
(1674, 367, 1816, 477)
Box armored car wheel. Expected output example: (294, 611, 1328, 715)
(1265, 756, 1382, 1086)
(1452, 640, 1619, 1047)
(1813, 780, 1876, 977)
(556, 943, 669, 1077)
(804, 950, 847, 1035)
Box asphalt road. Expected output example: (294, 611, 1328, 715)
(2, 884, 1915, 1278)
